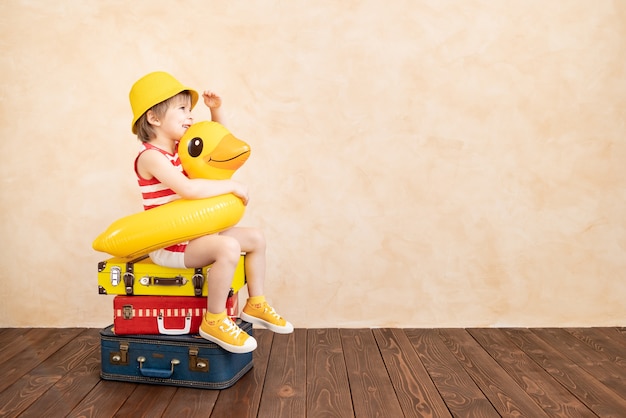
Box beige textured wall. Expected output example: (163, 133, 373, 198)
(1, 1, 625, 328)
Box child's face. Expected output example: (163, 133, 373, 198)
(160, 94, 193, 141)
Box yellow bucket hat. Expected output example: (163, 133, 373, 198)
(129, 71, 199, 134)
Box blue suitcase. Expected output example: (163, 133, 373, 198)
(100, 321, 253, 389)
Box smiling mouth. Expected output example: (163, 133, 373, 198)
(208, 151, 250, 163)
(206, 150, 250, 169)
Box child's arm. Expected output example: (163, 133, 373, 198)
(202, 90, 224, 124)
(137, 149, 249, 204)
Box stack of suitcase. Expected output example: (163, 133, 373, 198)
(97, 254, 254, 389)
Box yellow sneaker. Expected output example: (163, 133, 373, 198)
(240, 297, 294, 334)
(199, 312, 257, 354)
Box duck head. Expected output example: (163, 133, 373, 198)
(178, 121, 251, 180)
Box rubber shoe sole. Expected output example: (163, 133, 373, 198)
(240, 312, 294, 334)
(198, 328, 257, 354)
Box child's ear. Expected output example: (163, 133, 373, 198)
(146, 110, 161, 127)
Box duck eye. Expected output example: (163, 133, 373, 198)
(188, 137, 203, 158)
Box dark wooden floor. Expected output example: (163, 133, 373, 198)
(0, 327, 625, 417)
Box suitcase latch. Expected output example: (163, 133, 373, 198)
(110, 342, 129, 365)
(110, 266, 121, 287)
(122, 305, 133, 320)
(192, 269, 204, 297)
(123, 271, 134, 295)
(188, 346, 209, 372)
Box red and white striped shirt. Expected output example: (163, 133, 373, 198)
(135, 142, 183, 210)
(135, 142, 187, 253)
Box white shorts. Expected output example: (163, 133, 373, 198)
(149, 247, 187, 269)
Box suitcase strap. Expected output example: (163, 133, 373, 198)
(192, 269, 204, 296)
(123, 255, 149, 295)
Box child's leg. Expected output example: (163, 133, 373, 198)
(219, 227, 266, 297)
(185, 234, 257, 353)
(220, 227, 293, 334)
(184, 234, 240, 313)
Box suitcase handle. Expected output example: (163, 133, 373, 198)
(139, 275, 187, 287)
(137, 357, 180, 379)
(157, 313, 192, 335)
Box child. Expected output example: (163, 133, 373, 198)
(129, 71, 293, 353)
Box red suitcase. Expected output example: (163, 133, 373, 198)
(113, 293, 239, 336)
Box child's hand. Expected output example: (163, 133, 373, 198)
(202, 90, 222, 109)
(232, 181, 249, 206)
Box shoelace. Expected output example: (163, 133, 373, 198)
(219, 318, 243, 338)
(263, 303, 282, 320)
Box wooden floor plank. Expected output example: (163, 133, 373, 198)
(531, 328, 626, 397)
(161, 387, 219, 418)
(306, 328, 354, 418)
(114, 383, 178, 417)
(405, 329, 501, 417)
(0, 328, 100, 417)
(0, 328, 84, 393)
(467, 328, 594, 417)
(17, 337, 102, 418)
(341, 329, 404, 418)
(596, 327, 626, 350)
(438, 329, 550, 417)
(257, 329, 307, 418)
(373, 328, 452, 418)
(0, 328, 30, 361)
(209, 328, 274, 418)
(565, 327, 626, 369)
(65, 380, 137, 417)
(504, 328, 626, 417)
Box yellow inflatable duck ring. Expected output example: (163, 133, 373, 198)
(92, 121, 251, 258)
